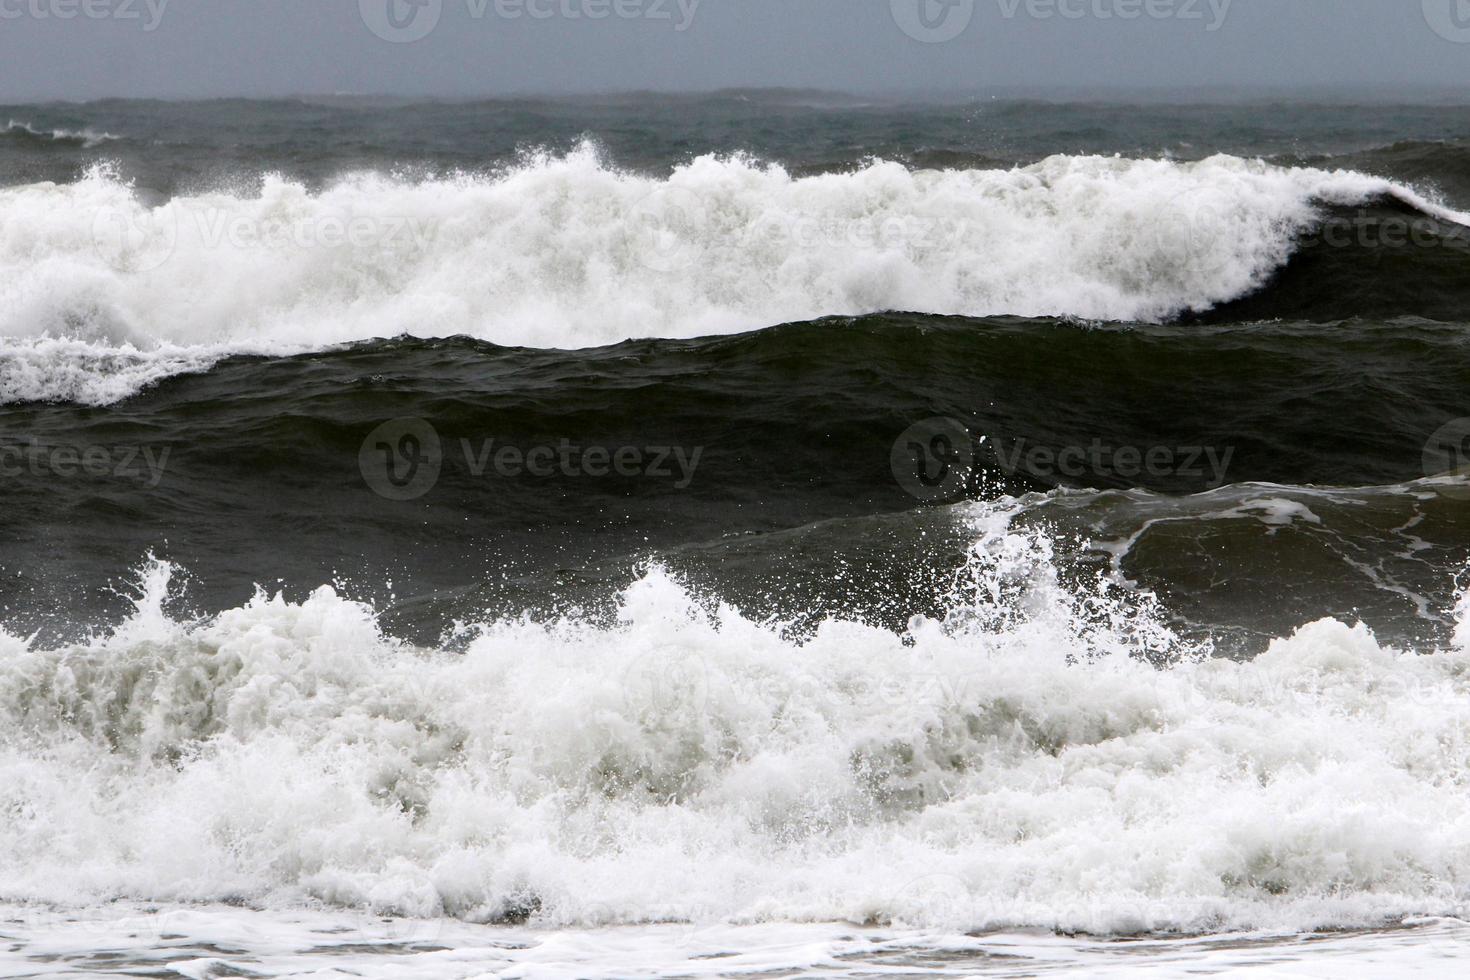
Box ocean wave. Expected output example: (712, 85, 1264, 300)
(0, 119, 120, 149)
(1289, 138, 1470, 202)
(0, 147, 1464, 403)
(0, 336, 230, 404)
(1, 506, 1469, 934)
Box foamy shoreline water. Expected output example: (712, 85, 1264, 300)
(3, 506, 1470, 947)
(3, 905, 1467, 978)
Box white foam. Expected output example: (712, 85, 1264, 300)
(0, 148, 1447, 403)
(1, 507, 1468, 937)
(2, 905, 1468, 979)
(0, 337, 230, 404)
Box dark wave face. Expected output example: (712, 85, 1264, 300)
(3, 317, 1468, 654)
(4, 96, 1470, 693)
(1184, 196, 1470, 323)
(1170, 193, 1470, 321)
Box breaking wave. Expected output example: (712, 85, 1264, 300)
(2, 146, 1466, 403)
(0, 119, 119, 149)
(2, 504, 1469, 935)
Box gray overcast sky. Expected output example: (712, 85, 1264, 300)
(0, 0, 1466, 101)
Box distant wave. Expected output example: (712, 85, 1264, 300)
(1, 145, 1467, 403)
(0, 119, 120, 148)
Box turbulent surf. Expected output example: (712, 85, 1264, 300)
(2, 94, 1470, 976)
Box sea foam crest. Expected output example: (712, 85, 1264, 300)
(1, 505, 1469, 934)
(0, 119, 120, 148)
(0, 146, 1461, 404)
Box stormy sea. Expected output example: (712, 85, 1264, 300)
(3, 93, 1470, 977)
